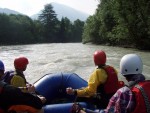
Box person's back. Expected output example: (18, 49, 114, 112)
(10, 57, 31, 92)
(90, 65, 119, 108)
(66, 50, 120, 109)
(0, 60, 44, 113)
(105, 54, 149, 113)
(106, 74, 150, 113)
(0, 57, 36, 93)
(78, 54, 150, 113)
(0, 81, 43, 112)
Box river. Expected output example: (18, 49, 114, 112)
(0, 43, 150, 84)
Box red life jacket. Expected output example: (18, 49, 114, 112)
(0, 105, 39, 113)
(8, 105, 40, 113)
(131, 80, 150, 113)
(0, 108, 5, 113)
(102, 65, 119, 94)
(95, 65, 121, 109)
(97, 65, 123, 96)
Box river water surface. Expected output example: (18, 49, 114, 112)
(0, 43, 150, 84)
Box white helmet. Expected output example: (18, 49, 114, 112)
(120, 54, 143, 76)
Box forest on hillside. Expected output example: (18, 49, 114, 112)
(0, 4, 84, 45)
(82, 0, 150, 50)
(0, 1, 150, 50)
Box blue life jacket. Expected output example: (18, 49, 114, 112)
(1, 71, 15, 84)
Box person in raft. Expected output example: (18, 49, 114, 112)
(78, 54, 149, 113)
(6, 56, 35, 92)
(66, 50, 122, 109)
(0, 60, 44, 113)
(1, 57, 46, 103)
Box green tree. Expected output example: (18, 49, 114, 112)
(82, 16, 97, 43)
(0, 14, 10, 44)
(71, 19, 84, 42)
(8, 14, 36, 44)
(38, 3, 59, 42)
(82, 0, 150, 50)
(33, 20, 44, 42)
(0, 14, 37, 45)
(58, 17, 67, 42)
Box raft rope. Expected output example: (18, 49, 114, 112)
(135, 84, 150, 113)
(73, 96, 78, 103)
(59, 72, 64, 93)
(33, 72, 52, 84)
(71, 96, 81, 113)
(18, 87, 28, 90)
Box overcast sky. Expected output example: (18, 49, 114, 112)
(0, 0, 99, 16)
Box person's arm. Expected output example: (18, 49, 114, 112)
(1, 81, 44, 110)
(79, 109, 105, 113)
(10, 76, 35, 93)
(20, 92, 44, 109)
(76, 69, 107, 97)
(103, 86, 135, 113)
(66, 69, 107, 97)
(26, 83, 36, 93)
(79, 88, 122, 113)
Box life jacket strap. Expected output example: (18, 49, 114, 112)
(135, 84, 150, 113)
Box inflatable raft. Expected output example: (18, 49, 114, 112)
(34, 73, 94, 113)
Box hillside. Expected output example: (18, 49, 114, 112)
(0, 3, 89, 22)
(31, 2, 89, 21)
(0, 8, 22, 15)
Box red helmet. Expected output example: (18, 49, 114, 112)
(93, 50, 106, 66)
(14, 57, 29, 70)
